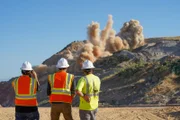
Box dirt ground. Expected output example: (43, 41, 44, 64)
(0, 107, 180, 120)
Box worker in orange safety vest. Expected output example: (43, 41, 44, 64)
(47, 58, 75, 120)
(12, 61, 39, 120)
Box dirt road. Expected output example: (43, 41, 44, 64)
(0, 107, 180, 120)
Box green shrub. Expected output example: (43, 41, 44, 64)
(118, 60, 146, 78)
(156, 59, 180, 75)
(171, 59, 180, 75)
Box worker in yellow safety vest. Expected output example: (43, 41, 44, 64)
(76, 60, 101, 120)
(12, 61, 39, 120)
(47, 58, 75, 120)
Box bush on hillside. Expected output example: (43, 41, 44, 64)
(118, 59, 146, 78)
(171, 59, 180, 75)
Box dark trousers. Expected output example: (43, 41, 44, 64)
(79, 109, 97, 120)
(51, 103, 73, 120)
(15, 111, 39, 120)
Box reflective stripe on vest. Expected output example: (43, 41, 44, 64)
(15, 95, 36, 99)
(84, 77, 99, 97)
(51, 89, 71, 95)
(66, 73, 71, 89)
(49, 73, 55, 88)
(50, 73, 72, 96)
(14, 77, 36, 99)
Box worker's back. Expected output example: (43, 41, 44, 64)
(77, 74, 101, 110)
(48, 71, 74, 103)
(48, 58, 74, 120)
(12, 75, 38, 106)
(12, 61, 40, 120)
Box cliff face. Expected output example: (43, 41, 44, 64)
(0, 78, 15, 107)
(0, 37, 180, 107)
(42, 41, 85, 66)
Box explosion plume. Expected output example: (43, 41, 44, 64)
(77, 15, 144, 64)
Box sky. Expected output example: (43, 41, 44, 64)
(0, 0, 180, 80)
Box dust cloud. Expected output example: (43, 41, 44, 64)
(33, 64, 57, 74)
(78, 15, 144, 64)
(35, 15, 145, 71)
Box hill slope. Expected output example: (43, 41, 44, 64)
(0, 37, 180, 107)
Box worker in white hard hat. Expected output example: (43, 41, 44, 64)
(12, 61, 40, 120)
(76, 60, 101, 120)
(47, 58, 75, 120)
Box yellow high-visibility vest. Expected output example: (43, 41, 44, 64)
(76, 74, 101, 110)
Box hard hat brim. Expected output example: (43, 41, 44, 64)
(20, 67, 33, 71)
(81, 66, 95, 69)
(56, 65, 69, 68)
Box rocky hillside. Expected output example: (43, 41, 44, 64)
(0, 36, 180, 107)
(99, 56, 180, 106)
(0, 78, 15, 107)
(42, 41, 86, 66)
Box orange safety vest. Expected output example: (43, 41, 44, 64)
(48, 71, 74, 103)
(12, 75, 38, 106)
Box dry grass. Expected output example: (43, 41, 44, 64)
(148, 74, 179, 96)
(145, 36, 180, 43)
(136, 79, 145, 84)
(146, 36, 180, 40)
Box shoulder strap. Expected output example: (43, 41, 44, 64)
(13, 77, 19, 93)
(84, 76, 89, 94)
(30, 78, 36, 95)
(49, 73, 55, 88)
(66, 73, 71, 89)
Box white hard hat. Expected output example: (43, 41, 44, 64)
(56, 58, 69, 68)
(82, 60, 95, 69)
(21, 61, 33, 71)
